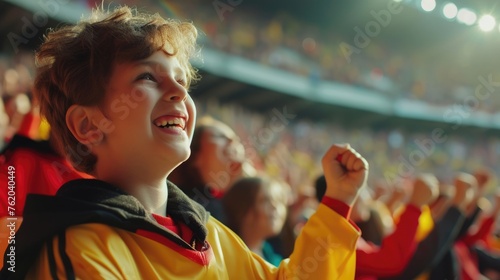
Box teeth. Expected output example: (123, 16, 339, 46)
(154, 118, 185, 129)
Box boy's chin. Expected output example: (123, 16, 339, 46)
(169, 148, 191, 164)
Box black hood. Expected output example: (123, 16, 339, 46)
(1, 179, 210, 279)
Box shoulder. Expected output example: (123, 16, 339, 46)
(205, 216, 248, 249)
(64, 223, 131, 253)
(30, 224, 138, 279)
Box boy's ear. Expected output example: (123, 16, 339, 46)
(66, 105, 103, 146)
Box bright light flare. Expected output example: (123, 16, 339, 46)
(442, 3, 458, 19)
(421, 0, 436, 12)
(457, 8, 477, 25)
(478, 15, 496, 32)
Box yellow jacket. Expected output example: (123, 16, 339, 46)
(2, 179, 359, 279)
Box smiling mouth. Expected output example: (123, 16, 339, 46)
(153, 117, 186, 130)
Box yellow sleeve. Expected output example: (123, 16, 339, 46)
(284, 203, 360, 279)
(209, 203, 360, 279)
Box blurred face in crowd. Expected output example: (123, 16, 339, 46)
(247, 181, 288, 238)
(195, 121, 244, 190)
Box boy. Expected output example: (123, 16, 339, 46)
(1, 6, 368, 279)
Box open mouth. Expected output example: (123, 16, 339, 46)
(153, 116, 186, 130)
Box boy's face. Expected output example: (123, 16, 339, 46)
(97, 51, 196, 176)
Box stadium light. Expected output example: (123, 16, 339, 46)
(457, 8, 477, 25)
(478, 15, 496, 32)
(421, 0, 436, 12)
(442, 3, 458, 19)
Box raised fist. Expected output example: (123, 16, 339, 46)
(452, 173, 476, 212)
(409, 173, 439, 208)
(473, 168, 493, 190)
(322, 144, 369, 206)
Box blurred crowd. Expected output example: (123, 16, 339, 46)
(172, 1, 500, 113)
(196, 99, 500, 191)
(1, 49, 500, 202)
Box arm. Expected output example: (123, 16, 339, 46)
(357, 173, 439, 277)
(457, 206, 482, 239)
(381, 206, 466, 280)
(461, 216, 495, 247)
(356, 205, 421, 277)
(463, 193, 500, 247)
(259, 143, 367, 279)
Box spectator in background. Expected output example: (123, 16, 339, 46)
(382, 175, 472, 280)
(472, 190, 500, 279)
(222, 176, 288, 265)
(169, 115, 246, 222)
(429, 172, 484, 280)
(439, 171, 500, 280)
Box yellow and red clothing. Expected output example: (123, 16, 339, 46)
(382, 206, 467, 280)
(453, 215, 498, 280)
(355, 205, 422, 280)
(1, 179, 360, 279)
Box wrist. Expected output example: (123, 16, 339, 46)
(324, 190, 358, 206)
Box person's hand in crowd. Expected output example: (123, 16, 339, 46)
(474, 168, 493, 190)
(408, 173, 439, 208)
(467, 168, 493, 213)
(371, 180, 389, 201)
(452, 173, 476, 213)
(430, 183, 456, 220)
(322, 144, 369, 206)
(385, 184, 407, 214)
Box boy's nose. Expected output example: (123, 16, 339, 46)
(163, 81, 188, 102)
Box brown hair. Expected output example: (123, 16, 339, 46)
(34, 6, 199, 173)
(222, 177, 265, 235)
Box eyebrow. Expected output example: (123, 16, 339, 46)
(132, 60, 186, 77)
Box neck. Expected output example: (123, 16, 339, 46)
(125, 180, 169, 216)
(94, 163, 170, 216)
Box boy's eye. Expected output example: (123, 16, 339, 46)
(136, 73, 157, 82)
(177, 79, 187, 87)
